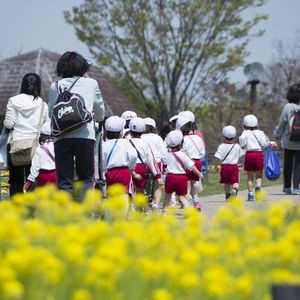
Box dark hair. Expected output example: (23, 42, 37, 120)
(56, 51, 91, 78)
(244, 125, 257, 131)
(287, 84, 300, 104)
(130, 131, 142, 138)
(180, 122, 192, 136)
(106, 131, 121, 139)
(39, 134, 52, 144)
(21, 73, 41, 99)
(145, 125, 156, 134)
(224, 137, 234, 141)
(124, 120, 131, 129)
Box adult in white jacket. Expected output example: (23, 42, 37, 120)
(4, 73, 48, 196)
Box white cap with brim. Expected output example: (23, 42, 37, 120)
(243, 114, 258, 127)
(105, 116, 125, 132)
(165, 130, 183, 147)
(176, 116, 191, 130)
(41, 121, 51, 135)
(144, 117, 156, 128)
(129, 117, 146, 133)
(178, 111, 195, 123)
(222, 125, 236, 139)
(169, 115, 179, 123)
(121, 111, 137, 120)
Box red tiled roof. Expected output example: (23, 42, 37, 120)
(0, 48, 137, 116)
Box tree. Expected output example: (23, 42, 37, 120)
(65, 0, 267, 126)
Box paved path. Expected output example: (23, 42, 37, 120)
(200, 185, 300, 220)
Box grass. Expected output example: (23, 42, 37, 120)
(200, 170, 281, 196)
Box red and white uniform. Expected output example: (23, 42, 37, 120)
(239, 130, 269, 171)
(162, 150, 195, 196)
(141, 132, 168, 172)
(215, 142, 244, 184)
(130, 137, 161, 189)
(182, 134, 205, 181)
(27, 141, 57, 186)
(102, 138, 137, 193)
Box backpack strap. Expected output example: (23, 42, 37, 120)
(129, 140, 149, 175)
(221, 144, 236, 163)
(188, 135, 202, 157)
(106, 139, 118, 166)
(41, 144, 55, 162)
(55, 77, 80, 94)
(171, 152, 186, 172)
(252, 132, 263, 149)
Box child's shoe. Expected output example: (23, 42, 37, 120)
(293, 188, 300, 195)
(170, 196, 177, 208)
(225, 193, 231, 200)
(247, 192, 255, 201)
(192, 199, 201, 211)
(255, 185, 261, 192)
(230, 188, 238, 197)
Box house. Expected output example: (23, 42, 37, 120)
(0, 48, 138, 119)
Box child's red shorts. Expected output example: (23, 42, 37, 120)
(244, 151, 264, 171)
(220, 164, 239, 184)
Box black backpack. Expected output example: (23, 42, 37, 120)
(51, 77, 92, 137)
(289, 109, 300, 142)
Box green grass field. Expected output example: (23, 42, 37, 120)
(200, 170, 281, 196)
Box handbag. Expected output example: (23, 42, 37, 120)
(264, 144, 280, 181)
(10, 102, 45, 167)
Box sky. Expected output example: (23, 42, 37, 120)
(1, 0, 300, 83)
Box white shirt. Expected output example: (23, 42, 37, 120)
(130, 138, 160, 177)
(182, 134, 205, 159)
(4, 94, 48, 142)
(239, 129, 269, 151)
(162, 150, 194, 174)
(102, 138, 137, 171)
(214, 143, 244, 165)
(141, 133, 167, 163)
(27, 142, 55, 182)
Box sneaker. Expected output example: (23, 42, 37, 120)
(151, 203, 159, 211)
(193, 199, 201, 211)
(255, 185, 261, 192)
(247, 193, 255, 201)
(293, 188, 300, 195)
(170, 197, 177, 208)
(283, 188, 293, 195)
(230, 188, 238, 197)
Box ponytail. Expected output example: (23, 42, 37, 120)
(21, 73, 41, 100)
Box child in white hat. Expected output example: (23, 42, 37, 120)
(214, 125, 244, 200)
(176, 116, 205, 210)
(121, 110, 137, 139)
(162, 130, 203, 210)
(141, 117, 167, 209)
(102, 116, 138, 197)
(239, 114, 269, 201)
(24, 121, 57, 191)
(129, 118, 164, 205)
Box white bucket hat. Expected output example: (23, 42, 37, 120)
(222, 125, 236, 139)
(169, 115, 179, 123)
(176, 116, 191, 130)
(144, 117, 156, 128)
(41, 121, 51, 135)
(121, 111, 137, 120)
(165, 130, 183, 147)
(105, 116, 125, 132)
(129, 117, 146, 133)
(178, 111, 195, 123)
(243, 114, 258, 127)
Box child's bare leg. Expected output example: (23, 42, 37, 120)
(190, 180, 198, 199)
(163, 193, 172, 209)
(179, 195, 190, 208)
(247, 171, 254, 192)
(255, 171, 262, 189)
(186, 181, 192, 202)
(153, 180, 163, 206)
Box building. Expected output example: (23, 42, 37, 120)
(0, 48, 138, 118)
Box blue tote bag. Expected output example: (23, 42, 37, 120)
(264, 144, 280, 181)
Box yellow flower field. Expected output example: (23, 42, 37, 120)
(0, 184, 299, 300)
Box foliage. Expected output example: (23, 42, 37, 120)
(65, 0, 267, 126)
(0, 184, 300, 299)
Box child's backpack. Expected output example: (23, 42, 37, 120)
(289, 108, 300, 142)
(51, 77, 92, 137)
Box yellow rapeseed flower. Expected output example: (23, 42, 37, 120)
(2, 280, 24, 299)
(72, 289, 91, 300)
(152, 288, 172, 300)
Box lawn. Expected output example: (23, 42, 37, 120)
(201, 170, 281, 196)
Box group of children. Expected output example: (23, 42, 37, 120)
(24, 109, 272, 209)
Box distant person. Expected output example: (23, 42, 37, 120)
(239, 114, 269, 201)
(214, 125, 244, 200)
(25, 121, 56, 191)
(4, 73, 48, 197)
(274, 83, 300, 195)
(121, 110, 137, 139)
(48, 51, 105, 198)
